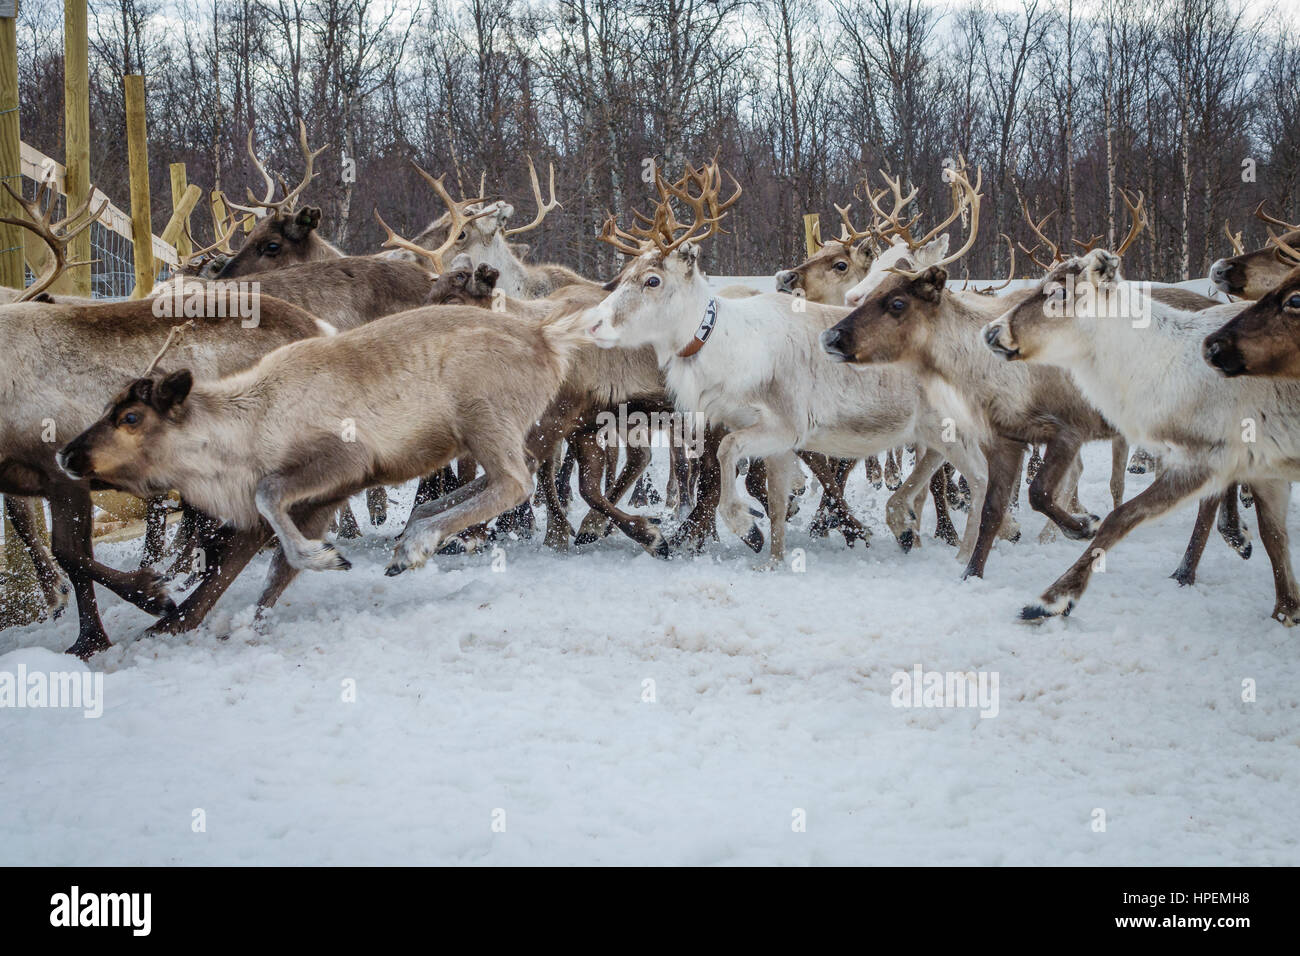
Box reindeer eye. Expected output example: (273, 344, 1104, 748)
(457, 231, 467, 241)
(120, 412, 140, 427)
(833, 261, 848, 272)
(264, 241, 280, 255)
(645, 275, 661, 289)
(1287, 294, 1300, 310)
(887, 297, 906, 313)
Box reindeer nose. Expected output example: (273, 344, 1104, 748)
(1203, 333, 1245, 376)
(820, 328, 848, 361)
(775, 270, 799, 293)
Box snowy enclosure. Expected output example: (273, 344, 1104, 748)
(1, 434, 1295, 866)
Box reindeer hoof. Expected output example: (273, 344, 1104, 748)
(1170, 566, 1196, 587)
(384, 562, 408, 577)
(898, 530, 915, 553)
(1020, 595, 1074, 621)
(65, 633, 111, 660)
(741, 524, 764, 553)
(1272, 603, 1300, 626)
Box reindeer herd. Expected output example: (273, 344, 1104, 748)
(2, 128, 1299, 661)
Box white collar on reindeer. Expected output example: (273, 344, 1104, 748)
(677, 298, 718, 358)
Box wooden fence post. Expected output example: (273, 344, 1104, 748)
(124, 74, 154, 298)
(0, 0, 48, 628)
(802, 213, 821, 259)
(169, 162, 191, 261)
(63, 0, 91, 294)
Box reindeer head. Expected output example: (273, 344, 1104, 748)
(1210, 204, 1300, 299)
(215, 119, 330, 278)
(1203, 258, 1300, 378)
(776, 239, 878, 303)
(424, 253, 501, 306)
(214, 206, 325, 277)
(821, 265, 949, 365)
(394, 159, 560, 286)
(842, 162, 982, 308)
(983, 250, 1126, 366)
(584, 156, 740, 354)
(58, 371, 194, 495)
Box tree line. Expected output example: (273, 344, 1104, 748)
(13, 0, 1299, 282)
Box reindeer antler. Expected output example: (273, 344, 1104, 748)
(863, 171, 921, 244)
(0, 174, 107, 301)
(182, 192, 241, 269)
(227, 118, 326, 217)
(887, 163, 983, 279)
(1223, 219, 1246, 256)
(1016, 193, 1060, 271)
(598, 156, 741, 258)
(504, 157, 561, 237)
(1114, 188, 1147, 257)
(375, 163, 496, 272)
(1254, 201, 1300, 233)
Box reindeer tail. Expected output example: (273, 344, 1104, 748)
(536, 300, 597, 358)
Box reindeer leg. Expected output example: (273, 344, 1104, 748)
(5, 495, 70, 619)
(1023, 465, 1211, 620)
(556, 442, 577, 510)
(1028, 434, 1099, 540)
(888, 448, 943, 551)
(802, 452, 867, 546)
(335, 501, 361, 539)
(671, 425, 723, 551)
(537, 450, 573, 551)
(1250, 479, 1299, 625)
(1110, 437, 1128, 509)
(255, 473, 353, 572)
(883, 447, 902, 490)
(571, 431, 667, 556)
(139, 494, 171, 567)
(388, 445, 533, 575)
(865, 454, 883, 489)
(576, 438, 653, 546)
(48, 487, 114, 659)
(1171, 493, 1221, 587)
(366, 486, 388, 527)
(763, 451, 801, 565)
(1216, 483, 1252, 559)
(928, 463, 958, 546)
(147, 524, 271, 636)
(715, 421, 800, 556)
(256, 501, 345, 615)
(962, 439, 1025, 580)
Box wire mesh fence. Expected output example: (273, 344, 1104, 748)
(16, 144, 178, 300)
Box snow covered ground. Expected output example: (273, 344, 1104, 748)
(1, 436, 1297, 866)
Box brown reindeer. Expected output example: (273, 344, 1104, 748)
(1209, 204, 1300, 300)
(0, 290, 330, 657)
(1204, 253, 1300, 378)
(395, 158, 602, 298)
(60, 300, 599, 614)
(212, 120, 342, 279)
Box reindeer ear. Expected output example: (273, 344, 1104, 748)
(911, 267, 948, 301)
(153, 370, 193, 412)
(285, 206, 322, 241)
(1092, 250, 1122, 286)
(129, 378, 154, 405)
(449, 253, 474, 272)
(677, 242, 701, 269)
